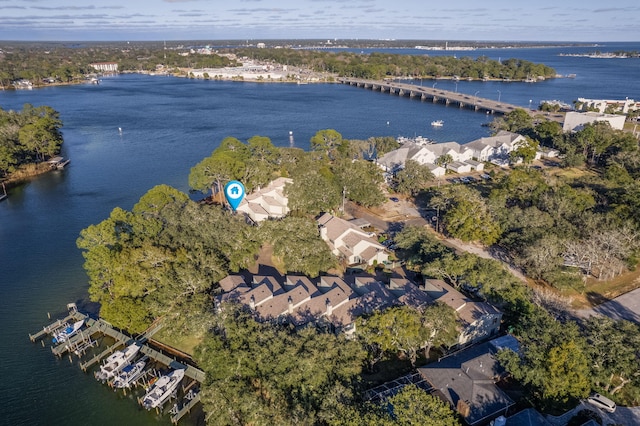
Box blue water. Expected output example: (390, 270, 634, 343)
(1, 43, 639, 425)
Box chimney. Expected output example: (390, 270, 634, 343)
(326, 298, 333, 316)
(288, 296, 293, 314)
(249, 295, 255, 310)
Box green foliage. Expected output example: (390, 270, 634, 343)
(258, 217, 337, 277)
(0, 104, 64, 175)
(194, 305, 366, 425)
(433, 185, 501, 245)
(388, 385, 461, 426)
(77, 185, 260, 333)
(285, 168, 341, 215)
(239, 47, 555, 80)
(497, 306, 590, 409)
(356, 304, 457, 367)
(395, 159, 435, 196)
(509, 136, 539, 165)
(492, 108, 534, 133)
(584, 316, 640, 399)
(334, 158, 386, 207)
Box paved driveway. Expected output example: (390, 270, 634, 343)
(576, 286, 640, 324)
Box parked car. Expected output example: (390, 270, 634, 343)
(587, 393, 616, 413)
(389, 197, 399, 202)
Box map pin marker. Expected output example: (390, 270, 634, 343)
(224, 180, 245, 211)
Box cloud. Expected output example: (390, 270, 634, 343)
(30, 5, 123, 11)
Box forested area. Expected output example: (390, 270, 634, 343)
(234, 47, 556, 80)
(393, 225, 640, 410)
(0, 42, 237, 87)
(0, 103, 64, 177)
(77, 130, 400, 333)
(428, 109, 640, 289)
(0, 41, 555, 88)
(76, 116, 640, 422)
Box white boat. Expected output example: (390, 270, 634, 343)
(52, 320, 84, 344)
(112, 356, 148, 389)
(431, 120, 444, 127)
(95, 343, 141, 382)
(141, 369, 185, 409)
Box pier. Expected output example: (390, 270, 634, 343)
(29, 305, 205, 424)
(338, 77, 518, 114)
(338, 77, 566, 123)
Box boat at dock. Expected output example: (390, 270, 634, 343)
(95, 342, 141, 382)
(141, 368, 185, 409)
(431, 120, 444, 127)
(112, 356, 148, 389)
(52, 320, 84, 344)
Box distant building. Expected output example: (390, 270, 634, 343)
(90, 62, 118, 72)
(563, 111, 626, 132)
(576, 97, 639, 114)
(377, 130, 527, 174)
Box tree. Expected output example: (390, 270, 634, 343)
(497, 306, 590, 409)
(356, 304, 457, 368)
(310, 129, 345, 159)
(334, 158, 386, 207)
(395, 160, 435, 196)
(285, 168, 341, 215)
(509, 136, 539, 166)
(435, 153, 453, 168)
(584, 316, 640, 396)
(259, 217, 336, 277)
(194, 305, 366, 425)
(492, 108, 533, 133)
(388, 385, 460, 426)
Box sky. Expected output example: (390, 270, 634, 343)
(0, 0, 638, 42)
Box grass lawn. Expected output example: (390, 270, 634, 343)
(562, 267, 640, 309)
(153, 328, 203, 356)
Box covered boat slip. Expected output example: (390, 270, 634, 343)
(29, 305, 204, 424)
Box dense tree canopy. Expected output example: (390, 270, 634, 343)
(77, 184, 261, 333)
(194, 305, 366, 426)
(0, 104, 64, 175)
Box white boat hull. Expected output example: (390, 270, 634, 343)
(141, 369, 185, 409)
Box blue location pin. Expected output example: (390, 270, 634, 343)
(224, 180, 245, 211)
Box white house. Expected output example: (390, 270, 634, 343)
(463, 131, 526, 162)
(317, 213, 388, 266)
(236, 177, 292, 223)
(563, 111, 626, 132)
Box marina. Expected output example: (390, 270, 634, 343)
(29, 304, 204, 424)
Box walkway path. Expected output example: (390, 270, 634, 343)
(345, 199, 528, 284)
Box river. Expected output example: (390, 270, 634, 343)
(1, 42, 639, 425)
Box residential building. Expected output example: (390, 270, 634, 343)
(423, 279, 502, 346)
(576, 97, 639, 114)
(464, 131, 526, 163)
(317, 213, 388, 266)
(563, 111, 626, 132)
(236, 177, 292, 223)
(418, 335, 518, 426)
(215, 273, 502, 345)
(377, 131, 527, 176)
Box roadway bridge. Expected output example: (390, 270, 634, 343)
(338, 77, 524, 116)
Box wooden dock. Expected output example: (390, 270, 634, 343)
(29, 305, 205, 424)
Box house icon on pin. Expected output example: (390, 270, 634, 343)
(231, 186, 240, 195)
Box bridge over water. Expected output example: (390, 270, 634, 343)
(338, 78, 562, 121)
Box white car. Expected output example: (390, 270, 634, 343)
(587, 393, 616, 413)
